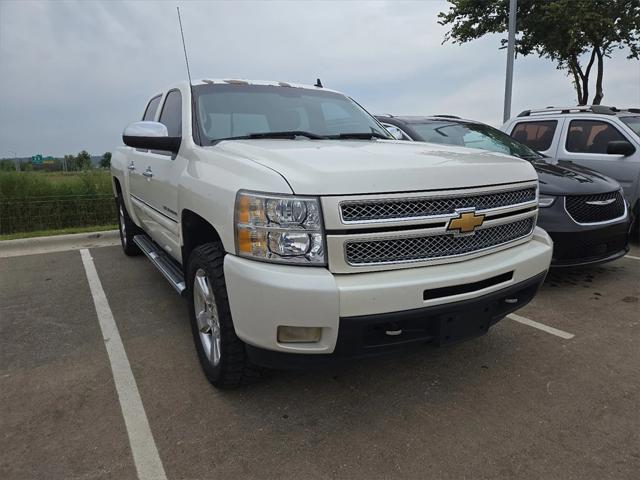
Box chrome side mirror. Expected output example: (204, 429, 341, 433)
(385, 125, 405, 141)
(122, 121, 181, 153)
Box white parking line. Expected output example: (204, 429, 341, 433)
(80, 249, 167, 480)
(625, 254, 640, 261)
(507, 313, 575, 340)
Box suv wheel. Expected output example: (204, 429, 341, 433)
(116, 194, 142, 256)
(187, 242, 260, 388)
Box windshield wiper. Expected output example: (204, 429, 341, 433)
(327, 132, 390, 140)
(213, 131, 325, 143)
(518, 153, 544, 161)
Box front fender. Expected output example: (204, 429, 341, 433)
(178, 147, 293, 254)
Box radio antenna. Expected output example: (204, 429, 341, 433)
(176, 6, 201, 144)
(177, 7, 193, 85)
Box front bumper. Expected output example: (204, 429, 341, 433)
(245, 271, 546, 369)
(223, 227, 552, 357)
(537, 200, 631, 267)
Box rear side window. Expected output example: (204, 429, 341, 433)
(566, 120, 626, 154)
(510, 121, 557, 151)
(142, 96, 161, 121)
(159, 90, 182, 137)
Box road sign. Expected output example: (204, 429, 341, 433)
(31, 154, 43, 165)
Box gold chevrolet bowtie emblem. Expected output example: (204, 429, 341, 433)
(447, 211, 485, 235)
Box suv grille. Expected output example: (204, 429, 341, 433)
(565, 191, 625, 224)
(340, 187, 536, 223)
(345, 217, 535, 265)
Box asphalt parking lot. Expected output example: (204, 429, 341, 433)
(1, 240, 639, 480)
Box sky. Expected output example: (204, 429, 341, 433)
(0, 0, 639, 158)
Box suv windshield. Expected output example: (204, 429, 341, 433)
(620, 116, 640, 137)
(192, 84, 391, 143)
(410, 121, 543, 160)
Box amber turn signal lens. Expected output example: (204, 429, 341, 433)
(237, 228, 252, 254)
(237, 194, 250, 224)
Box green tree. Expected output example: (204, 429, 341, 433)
(76, 150, 92, 170)
(100, 152, 112, 169)
(438, 0, 640, 105)
(0, 159, 16, 171)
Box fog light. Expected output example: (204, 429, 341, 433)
(277, 326, 322, 343)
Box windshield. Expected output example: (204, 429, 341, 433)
(192, 84, 391, 143)
(410, 121, 543, 160)
(620, 116, 640, 137)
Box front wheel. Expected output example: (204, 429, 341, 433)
(187, 242, 260, 388)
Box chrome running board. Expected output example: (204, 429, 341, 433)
(133, 235, 186, 295)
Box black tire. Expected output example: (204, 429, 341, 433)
(187, 242, 260, 388)
(116, 194, 142, 256)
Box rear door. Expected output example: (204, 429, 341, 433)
(128, 94, 163, 225)
(556, 117, 640, 200)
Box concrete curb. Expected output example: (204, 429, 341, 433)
(0, 230, 120, 258)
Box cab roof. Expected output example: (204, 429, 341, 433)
(165, 78, 342, 95)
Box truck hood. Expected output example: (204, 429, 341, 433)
(213, 139, 536, 195)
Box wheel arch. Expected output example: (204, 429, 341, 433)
(112, 176, 122, 196)
(181, 209, 227, 268)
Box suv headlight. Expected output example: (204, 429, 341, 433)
(234, 191, 325, 265)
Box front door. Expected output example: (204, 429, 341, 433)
(132, 89, 183, 259)
(557, 117, 640, 202)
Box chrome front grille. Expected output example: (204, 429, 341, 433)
(565, 191, 625, 224)
(340, 187, 536, 223)
(345, 217, 535, 266)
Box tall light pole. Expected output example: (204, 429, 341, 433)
(503, 0, 517, 123)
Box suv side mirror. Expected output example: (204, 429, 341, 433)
(606, 140, 635, 156)
(385, 125, 405, 141)
(123, 121, 181, 154)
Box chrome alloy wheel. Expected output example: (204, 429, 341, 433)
(118, 202, 127, 246)
(193, 268, 221, 366)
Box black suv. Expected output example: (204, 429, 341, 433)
(376, 115, 631, 267)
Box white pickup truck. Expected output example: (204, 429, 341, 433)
(111, 79, 553, 388)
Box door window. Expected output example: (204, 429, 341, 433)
(159, 90, 182, 137)
(566, 120, 627, 154)
(142, 96, 161, 121)
(510, 121, 557, 151)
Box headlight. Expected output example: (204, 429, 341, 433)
(235, 191, 325, 265)
(538, 194, 556, 208)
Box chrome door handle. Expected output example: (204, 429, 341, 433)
(143, 168, 153, 178)
(127, 162, 135, 171)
